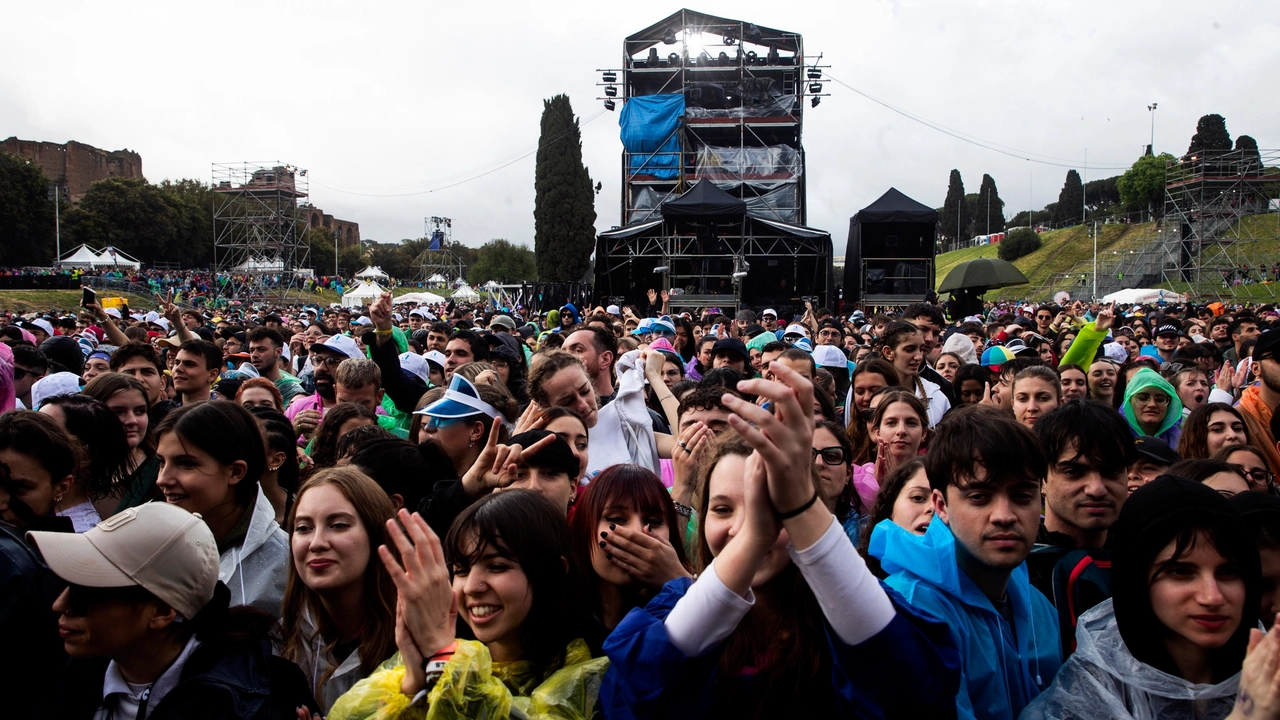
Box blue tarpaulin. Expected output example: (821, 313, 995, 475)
(619, 94, 684, 179)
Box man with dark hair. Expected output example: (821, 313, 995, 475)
(247, 327, 303, 408)
(172, 340, 222, 406)
(758, 340, 788, 378)
(1209, 315, 1232, 353)
(109, 342, 177, 425)
(180, 309, 205, 331)
(11, 346, 49, 410)
(902, 302, 956, 405)
(815, 317, 844, 346)
(426, 321, 451, 352)
(564, 325, 618, 403)
(443, 329, 489, 382)
(1225, 314, 1260, 366)
(1027, 400, 1134, 649)
(872, 405, 1060, 719)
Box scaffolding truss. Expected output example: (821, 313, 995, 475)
(1161, 148, 1280, 297)
(212, 162, 311, 301)
(415, 216, 467, 286)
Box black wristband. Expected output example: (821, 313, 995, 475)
(775, 489, 820, 520)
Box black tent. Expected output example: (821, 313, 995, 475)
(660, 180, 747, 218)
(843, 188, 938, 305)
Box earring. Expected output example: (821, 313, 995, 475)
(54, 493, 64, 504)
(469, 441, 475, 448)
(268, 465, 282, 473)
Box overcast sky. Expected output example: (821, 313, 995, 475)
(4, 1, 1276, 255)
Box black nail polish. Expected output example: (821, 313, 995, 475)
(606, 553, 613, 560)
(599, 541, 606, 548)
(600, 531, 608, 538)
(609, 523, 616, 530)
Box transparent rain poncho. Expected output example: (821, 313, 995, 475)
(1021, 599, 1239, 720)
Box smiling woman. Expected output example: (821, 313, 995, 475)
(1023, 476, 1266, 719)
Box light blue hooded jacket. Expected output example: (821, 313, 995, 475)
(869, 516, 1062, 720)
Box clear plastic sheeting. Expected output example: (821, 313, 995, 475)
(628, 186, 674, 224)
(694, 145, 802, 183)
(684, 78, 794, 118)
(743, 185, 799, 223)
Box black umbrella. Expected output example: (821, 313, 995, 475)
(937, 258, 1029, 293)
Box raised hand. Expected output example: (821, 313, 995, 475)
(602, 524, 691, 586)
(370, 291, 394, 331)
(1228, 619, 1280, 720)
(722, 361, 818, 517)
(512, 402, 547, 435)
(671, 421, 712, 506)
(379, 510, 456, 683)
(647, 288, 657, 305)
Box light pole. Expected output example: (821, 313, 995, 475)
(1147, 102, 1158, 155)
(48, 184, 63, 265)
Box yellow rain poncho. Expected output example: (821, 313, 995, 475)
(328, 638, 608, 720)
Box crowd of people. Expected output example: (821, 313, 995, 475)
(9, 289, 1280, 718)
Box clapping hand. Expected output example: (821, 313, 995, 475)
(379, 510, 456, 696)
(723, 361, 819, 518)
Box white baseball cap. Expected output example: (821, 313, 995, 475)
(423, 350, 446, 372)
(313, 334, 363, 360)
(811, 345, 849, 369)
(31, 318, 55, 337)
(761, 308, 778, 318)
(28, 503, 219, 620)
(606, 304, 621, 315)
(783, 323, 809, 338)
(31, 372, 82, 409)
(399, 352, 433, 385)
(103, 307, 122, 319)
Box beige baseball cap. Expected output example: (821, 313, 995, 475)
(28, 503, 219, 619)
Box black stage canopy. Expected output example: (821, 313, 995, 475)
(842, 188, 938, 305)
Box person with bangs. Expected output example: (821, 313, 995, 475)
(84, 373, 159, 513)
(814, 419, 863, 544)
(871, 405, 1061, 720)
(601, 363, 960, 718)
(1180, 402, 1252, 460)
(1027, 400, 1135, 652)
(1023, 476, 1280, 719)
(531, 406, 590, 483)
(329, 492, 609, 719)
(281, 468, 398, 713)
(851, 390, 929, 512)
(569, 464, 691, 639)
(37, 394, 133, 529)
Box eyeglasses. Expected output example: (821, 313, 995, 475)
(1232, 464, 1276, 489)
(813, 446, 850, 466)
(313, 355, 344, 368)
(1133, 393, 1170, 406)
(64, 584, 152, 616)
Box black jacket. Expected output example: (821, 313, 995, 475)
(0, 520, 66, 720)
(369, 334, 429, 415)
(43, 636, 319, 720)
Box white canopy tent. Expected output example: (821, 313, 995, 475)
(59, 244, 103, 268)
(1100, 288, 1189, 305)
(232, 257, 286, 273)
(427, 273, 447, 284)
(356, 265, 389, 280)
(342, 280, 385, 307)
(451, 284, 479, 302)
(89, 246, 141, 269)
(393, 291, 446, 305)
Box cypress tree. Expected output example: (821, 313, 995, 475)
(1186, 114, 1232, 156)
(1054, 170, 1084, 227)
(970, 174, 1006, 236)
(938, 169, 970, 247)
(533, 94, 597, 282)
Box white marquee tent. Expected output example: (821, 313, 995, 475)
(342, 280, 385, 307)
(393, 291, 446, 305)
(1100, 288, 1189, 305)
(89, 246, 141, 269)
(59, 244, 103, 268)
(356, 265, 389, 280)
(451, 284, 480, 302)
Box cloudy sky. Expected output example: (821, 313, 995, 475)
(4, 1, 1276, 254)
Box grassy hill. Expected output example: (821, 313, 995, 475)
(935, 212, 1280, 302)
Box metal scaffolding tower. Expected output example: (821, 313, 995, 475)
(1161, 148, 1280, 297)
(212, 162, 311, 301)
(415, 216, 467, 286)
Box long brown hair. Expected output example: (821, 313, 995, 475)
(281, 468, 398, 690)
(1178, 402, 1247, 460)
(693, 432, 831, 706)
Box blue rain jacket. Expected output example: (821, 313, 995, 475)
(869, 517, 1061, 720)
(600, 575, 960, 719)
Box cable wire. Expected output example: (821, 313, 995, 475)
(823, 72, 1132, 171)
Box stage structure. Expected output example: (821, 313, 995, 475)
(842, 188, 938, 308)
(1161, 148, 1280, 296)
(416, 216, 468, 286)
(594, 9, 832, 313)
(212, 163, 311, 300)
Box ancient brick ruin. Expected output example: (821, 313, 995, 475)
(1, 137, 143, 201)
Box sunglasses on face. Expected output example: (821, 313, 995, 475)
(813, 446, 850, 466)
(425, 416, 467, 430)
(11, 366, 40, 381)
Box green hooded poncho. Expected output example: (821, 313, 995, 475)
(1121, 368, 1183, 443)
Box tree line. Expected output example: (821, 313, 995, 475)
(936, 113, 1268, 246)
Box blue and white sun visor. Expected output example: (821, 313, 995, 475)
(414, 374, 501, 419)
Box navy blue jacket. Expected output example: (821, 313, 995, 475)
(601, 576, 960, 719)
